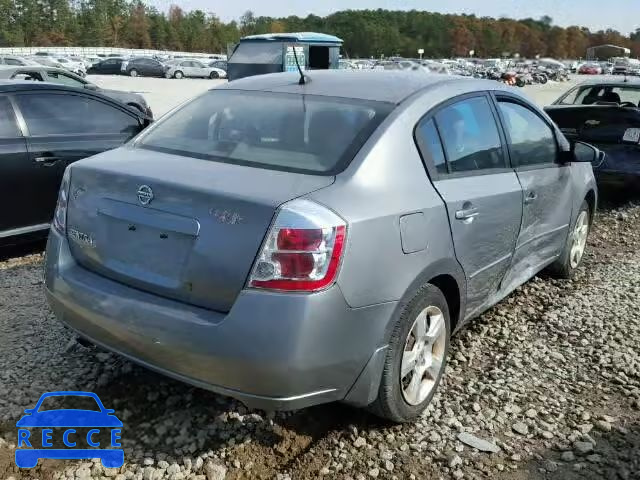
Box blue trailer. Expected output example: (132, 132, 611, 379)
(227, 32, 343, 81)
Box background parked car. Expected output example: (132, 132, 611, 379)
(51, 56, 86, 77)
(578, 63, 602, 75)
(121, 57, 166, 77)
(546, 78, 640, 189)
(600, 62, 614, 75)
(87, 57, 125, 75)
(0, 65, 152, 117)
(0, 55, 40, 67)
(0, 82, 151, 247)
(30, 56, 66, 70)
(209, 60, 227, 73)
(165, 59, 227, 79)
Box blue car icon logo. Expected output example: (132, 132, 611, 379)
(16, 391, 123, 469)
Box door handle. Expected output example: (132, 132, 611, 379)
(455, 206, 479, 221)
(524, 191, 538, 204)
(34, 156, 61, 166)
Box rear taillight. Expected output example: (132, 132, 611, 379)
(52, 168, 71, 234)
(249, 199, 347, 292)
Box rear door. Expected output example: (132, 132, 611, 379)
(191, 61, 207, 77)
(13, 91, 143, 225)
(416, 94, 523, 316)
(180, 61, 194, 77)
(495, 96, 573, 291)
(0, 95, 38, 236)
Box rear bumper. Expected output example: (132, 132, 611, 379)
(45, 230, 396, 410)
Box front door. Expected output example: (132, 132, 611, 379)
(495, 97, 574, 292)
(418, 95, 523, 317)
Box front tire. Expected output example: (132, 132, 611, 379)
(129, 69, 138, 77)
(209, 71, 219, 79)
(370, 283, 450, 423)
(174, 70, 184, 79)
(547, 200, 591, 278)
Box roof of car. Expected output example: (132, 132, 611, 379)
(574, 77, 640, 87)
(0, 65, 79, 78)
(219, 70, 487, 104)
(0, 80, 87, 92)
(241, 32, 342, 44)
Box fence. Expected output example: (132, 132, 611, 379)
(0, 46, 227, 60)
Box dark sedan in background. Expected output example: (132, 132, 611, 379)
(0, 82, 151, 247)
(546, 78, 640, 188)
(0, 66, 152, 116)
(121, 57, 166, 77)
(87, 58, 125, 75)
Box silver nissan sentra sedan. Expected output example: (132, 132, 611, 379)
(45, 71, 598, 422)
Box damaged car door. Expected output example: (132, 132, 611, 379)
(495, 96, 573, 292)
(418, 94, 523, 317)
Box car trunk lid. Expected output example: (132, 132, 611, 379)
(66, 148, 334, 312)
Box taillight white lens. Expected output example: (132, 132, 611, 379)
(249, 199, 347, 292)
(52, 168, 71, 234)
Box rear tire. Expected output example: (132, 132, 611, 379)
(129, 69, 138, 77)
(369, 283, 450, 423)
(209, 71, 219, 79)
(174, 70, 184, 79)
(547, 200, 591, 278)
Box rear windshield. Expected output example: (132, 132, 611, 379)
(230, 42, 283, 64)
(137, 90, 392, 175)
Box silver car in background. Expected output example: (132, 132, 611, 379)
(165, 59, 227, 79)
(45, 71, 597, 422)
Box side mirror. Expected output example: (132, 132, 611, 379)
(572, 141, 601, 163)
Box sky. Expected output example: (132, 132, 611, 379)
(149, 0, 640, 34)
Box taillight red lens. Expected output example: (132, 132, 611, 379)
(250, 225, 346, 292)
(277, 228, 323, 251)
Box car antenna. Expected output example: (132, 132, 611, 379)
(291, 44, 307, 85)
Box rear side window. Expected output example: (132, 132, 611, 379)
(498, 101, 557, 167)
(415, 118, 447, 175)
(435, 97, 504, 173)
(16, 93, 139, 136)
(0, 97, 20, 137)
(138, 90, 392, 175)
(46, 71, 85, 87)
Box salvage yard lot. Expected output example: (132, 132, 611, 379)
(86, 73, 587, 117)
(1, 76, 639, 480)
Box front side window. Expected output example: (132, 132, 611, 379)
(435, 97, 504, 173)
(498, 101, 557, 167)
(16, 93, 139, 136)
(138, 90, 392, 175)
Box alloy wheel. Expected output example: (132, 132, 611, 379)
(570, 210, 589, 268)
(400, 306, 446, 406)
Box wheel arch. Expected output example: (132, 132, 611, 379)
(390, 258, 467, 340)
(584, 188, 597, 224)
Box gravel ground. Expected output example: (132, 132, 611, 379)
(1, 76, 639, 480)
(1, 198, 639, 480)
